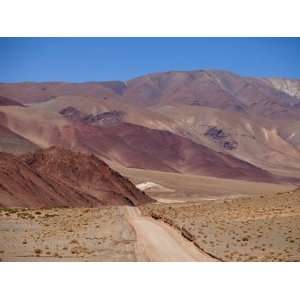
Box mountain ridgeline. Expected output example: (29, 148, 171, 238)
(0, 69, 300, 209)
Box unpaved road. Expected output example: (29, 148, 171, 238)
(124, 206, 216, 262)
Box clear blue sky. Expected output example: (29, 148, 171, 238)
(0, 38, 299, 82)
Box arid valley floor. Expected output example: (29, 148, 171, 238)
(1, 184, 299, 262)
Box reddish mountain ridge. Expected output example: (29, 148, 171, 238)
(0, 81, 125, 104)
(0, 147, 153, 208)
(86, 122, 276, 182)
(123, 70, 300, 119)
(0, 70, 299, 181)
(22, 147, 153, 206)
(0, 151, 97, 208)
(0, 95, 24, 107)
(1, 71, 299, 118)
(41, 117, 275, 182)
(0, 102, 279, 182)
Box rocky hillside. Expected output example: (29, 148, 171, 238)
(0, 147, 153, 208)
(262, 78, 300, 99)
(0, 70, 299, 181)
(1, 71, 300, 119)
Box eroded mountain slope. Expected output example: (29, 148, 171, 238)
(0, 147, 153, 208)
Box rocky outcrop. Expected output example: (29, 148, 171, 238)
(59, 106, 124, 126)
(82, 110, 124, 126)
(59, 106, 84, 121)
(263, 78, 300, 99)
(205, 127, 238, 150)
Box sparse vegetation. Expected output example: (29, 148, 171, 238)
(0, 207, 136, 261)
(141, 190, 300, 261)
(17, 212, 35, 220)
(34, 248, 42, 255)
(2, 189, 299, 262)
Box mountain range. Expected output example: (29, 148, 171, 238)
(0, 69, 300, 207)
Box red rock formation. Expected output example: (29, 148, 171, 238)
(0, 147, 153, 208)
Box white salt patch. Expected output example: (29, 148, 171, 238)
(136, 182, 164, 191)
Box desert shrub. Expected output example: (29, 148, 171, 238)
(34, 249, 42, 255)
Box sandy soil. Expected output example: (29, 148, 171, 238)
(0, 205, 215, 262)
(141, 190, 300, 261)
(0, 207, 137, 261)
(2, 189, 299, 262)
(124, 207, 215, 262)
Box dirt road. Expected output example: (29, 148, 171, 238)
(124, 206, 216, 262)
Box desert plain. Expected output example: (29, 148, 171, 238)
(1, 182, 299, 261)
